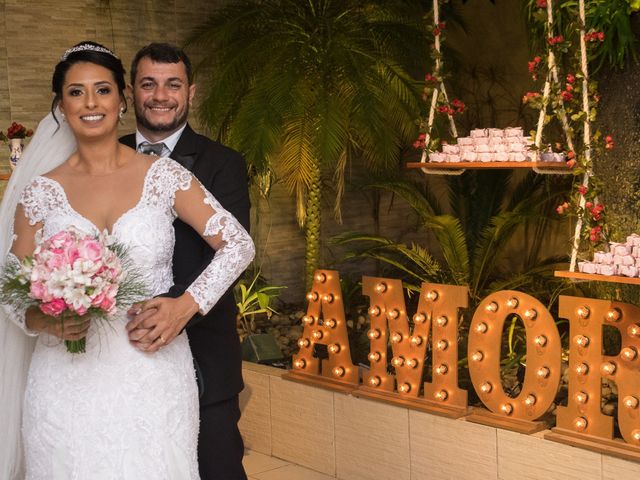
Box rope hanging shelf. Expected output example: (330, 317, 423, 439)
(411, 0, 574, 177)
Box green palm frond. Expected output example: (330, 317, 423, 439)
(333, 232, 442, 288)
(422, 214, 470, 285)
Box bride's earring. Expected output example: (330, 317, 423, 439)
(118, 108, 124, 120)
(60, 112, 65, 122)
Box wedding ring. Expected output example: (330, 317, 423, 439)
(159, 334, 166, 344)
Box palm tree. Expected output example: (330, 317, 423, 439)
(188, 0, 428, 287)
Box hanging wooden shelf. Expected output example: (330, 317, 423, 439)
(407, 161, 573, 175)
(555, 270, 640, 286)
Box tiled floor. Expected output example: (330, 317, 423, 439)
(243, 449, 335, 480)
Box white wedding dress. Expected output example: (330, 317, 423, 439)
(2, 157, 254, 480)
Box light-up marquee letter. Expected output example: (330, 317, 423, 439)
(546, 296, 640, 460)
(467, 291, 561, 433)
(284, 270, 358, 392)
(357, 278, 468, 417)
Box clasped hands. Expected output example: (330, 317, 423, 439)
(126, 293, 200, 353)
(24, 293, 199, 353)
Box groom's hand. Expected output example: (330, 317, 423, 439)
(126, 294, 199, 353)
(126, 302, 157, 346)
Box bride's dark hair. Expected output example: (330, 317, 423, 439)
(51, 41, 127, 123)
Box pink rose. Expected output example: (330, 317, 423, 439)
(65, 246, 81, 266)
(74, 305, 88, 316)
(29, 281, 47, 300)
(45, 253, 67, 270)
(99, 295, 116, 312)
(78, 239, 103, 262)
(40, 298, 66, 317)
(91, 292, 106, 307)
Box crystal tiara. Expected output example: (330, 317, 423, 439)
(60, 44, 118, 61)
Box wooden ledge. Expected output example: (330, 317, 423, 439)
(555, 270, 640, 285)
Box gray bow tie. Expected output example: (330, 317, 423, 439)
(138, 141, 167, 156)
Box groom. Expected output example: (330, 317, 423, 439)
(121, 43, 250, 480)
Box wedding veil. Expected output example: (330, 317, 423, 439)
(0, 109, 76, 480)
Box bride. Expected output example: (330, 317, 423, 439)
(0, 41, 254, 479)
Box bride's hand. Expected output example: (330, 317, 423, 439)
(25, 307, 91, 340)
(126, 294, 199, 353)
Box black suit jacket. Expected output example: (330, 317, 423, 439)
(120, 124, 251, 405)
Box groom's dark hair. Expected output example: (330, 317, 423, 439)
(130, 43, 194, 85)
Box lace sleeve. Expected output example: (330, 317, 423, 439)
(166, 161, 255, 314)
(1, 253, 38, 336)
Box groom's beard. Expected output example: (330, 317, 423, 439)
(134, 103, 189, 133)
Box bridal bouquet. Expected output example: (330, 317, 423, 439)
(0, 227, 146, 353)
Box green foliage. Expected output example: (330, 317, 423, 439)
(525, 0, 638, 71)
(337, 171, 572, 308)
(234, 269, 286, 334)
(188, 0, 429, 283)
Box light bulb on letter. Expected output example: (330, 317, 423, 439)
(577, 306, 590, 319)
(392, 356, 405, 367)
(398, 383, 411, 393)
(574, 335, 589, 347)
(574, 417, 588, 431)
(480, 382, 492, 393)
(375, 282, 387, 293)
(368, 351, 381, 362)
(426, 290, 439, 301)
(471, 351, 484, 362)
(322, 293, 334, 303)
(390, 332, 403, 343)
(475, 322, 488, 334)
(534, 335, 547, 347)
(367, 329, 381, 340)
(575, 391, 589, 404)
(537, 367, 550, 379)
(600, 362, 616, 375)
(332, 366, 345, 377)
(606, 308, 621, 322)
(434, 390, 448, 401)
(622, 347, 638, 361)
(387, 308, 400, 319)
(575, 363, 589, 375)
(435, 364, 448, 375)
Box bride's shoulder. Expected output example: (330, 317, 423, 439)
(151, 157, 193, 188)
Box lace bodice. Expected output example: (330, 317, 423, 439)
(6, 157, 255, 332)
